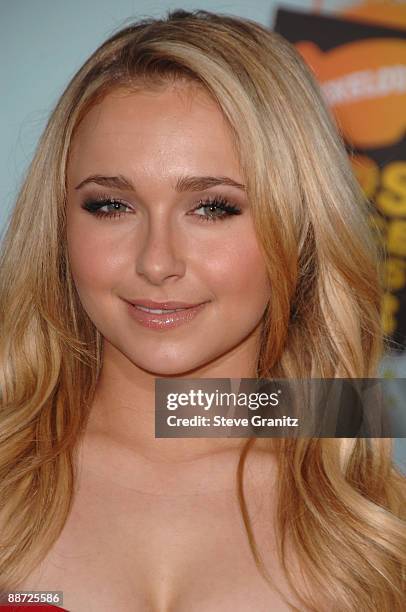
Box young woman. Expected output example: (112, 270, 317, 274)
(0, 9, 405, 612)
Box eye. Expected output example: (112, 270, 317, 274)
(190, 196, 242, 223)
(81, 194, 242, 222)
(81, 196, 132, 219)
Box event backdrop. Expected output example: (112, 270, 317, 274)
(275, 6, 406, 352)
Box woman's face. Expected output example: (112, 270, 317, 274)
(66, 83, 271, 376)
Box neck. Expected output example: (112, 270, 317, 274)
(85, 336, 261, 465)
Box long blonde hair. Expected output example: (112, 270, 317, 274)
(0, 9, 405, 610)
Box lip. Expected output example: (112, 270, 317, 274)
(127, 299, 203, 309)
(126, 301, 208, 330)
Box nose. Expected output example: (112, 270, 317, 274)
(135, 215, 186, 285)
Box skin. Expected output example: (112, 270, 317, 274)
(66, 82, 272, 466)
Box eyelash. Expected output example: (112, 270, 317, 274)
(81, 194, 242, 223)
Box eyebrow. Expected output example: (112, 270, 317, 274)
(74, 174, 246, 192)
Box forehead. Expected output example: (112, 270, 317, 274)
(67, 84, 241, 182)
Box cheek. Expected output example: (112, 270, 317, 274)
(203, 234, 270, 302)
(66, 218, 124, 296)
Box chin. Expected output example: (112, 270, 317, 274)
(128, 353, 207, 378)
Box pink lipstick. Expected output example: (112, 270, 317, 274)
(125, 299, 208, 330)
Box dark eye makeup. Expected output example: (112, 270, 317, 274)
(81, 193, 242, 223)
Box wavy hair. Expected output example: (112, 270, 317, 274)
(0, 9, 405, 610)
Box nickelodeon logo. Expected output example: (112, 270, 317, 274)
(297, 39, 406, 148)
(323, 64, 406, 105)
